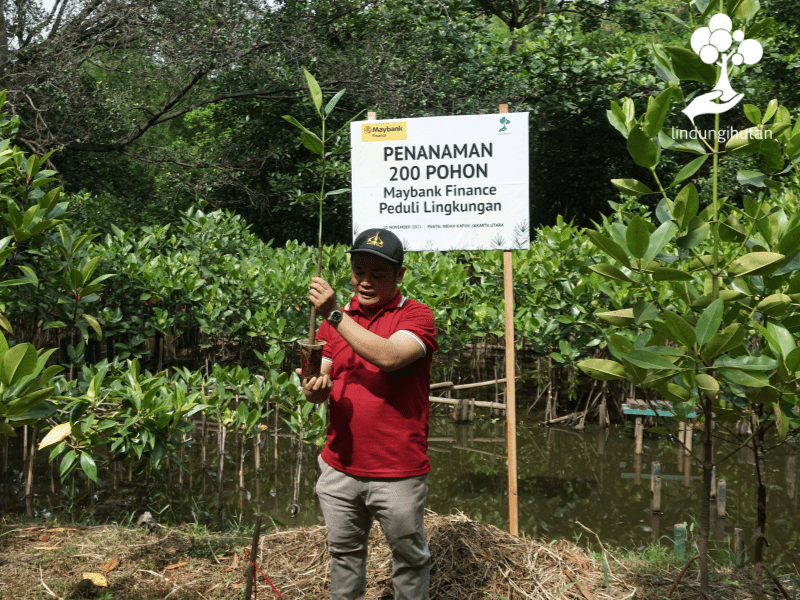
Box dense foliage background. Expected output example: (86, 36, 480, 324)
(0, 0, 795, 244)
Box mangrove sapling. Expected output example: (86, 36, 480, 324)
(282, 69, 359, 347)
(578, 6, 800, 597)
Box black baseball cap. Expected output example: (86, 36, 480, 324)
(348, 228, 404, 265)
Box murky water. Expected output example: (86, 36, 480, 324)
(2, 409, 798, 573)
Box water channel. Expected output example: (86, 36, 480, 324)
(2, 405, 798, 573)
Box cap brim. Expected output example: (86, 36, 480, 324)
(347, 248, 402, 265)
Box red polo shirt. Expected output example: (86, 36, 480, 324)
(317, 291, 438, 478)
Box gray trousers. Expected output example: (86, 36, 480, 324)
(316, 455, 430, 600)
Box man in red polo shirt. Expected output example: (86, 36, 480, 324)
(297, 228, 438, 600)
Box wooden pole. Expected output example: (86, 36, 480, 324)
(717, 479, 727, 518)
(634, 417, 644, 455)
(674, 523, 686, 560)
(734, 528, 745, 567)
(652, 475, 662, 514)
(501, 100, 519, 538)
(651, 461, 661, 494)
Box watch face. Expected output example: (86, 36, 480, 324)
(329, 310, 343, 324)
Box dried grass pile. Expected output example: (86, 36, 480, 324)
(257, 512, 637, 599)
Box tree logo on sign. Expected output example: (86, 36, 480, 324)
(682, 13, 763, 125)
(499, 116, 510, 132)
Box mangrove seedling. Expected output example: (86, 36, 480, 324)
(282, 69, 352, 344)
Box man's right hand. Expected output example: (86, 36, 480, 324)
(295, 368, 333, 404)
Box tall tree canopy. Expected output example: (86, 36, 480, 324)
(0, 0, 796, 243)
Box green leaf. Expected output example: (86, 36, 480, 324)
(765, 320, 795, 358)
(653, 44, 681, 84)
(696, 374, 719, 399)
(785, 346, 800, 372)
(586, 230, 631, 268)
(323, 188, 350, 197)
(737, 170, 767, 187)
(757, 294, 791, 316)
(727, 252, 785, 277)
(675, 216, 711, 250)
(644, 221, 678, 264)
(611, 179, 654, 196)
(701, 323, 746, 362)
(325, 89, 346, 117)
(718, 368, 770, 388)
(294, 192, 316, 204)
(665, 46, 717, 85)
(577, 359, 627, 381)
(651, 267, 694, 281)
(644, 88, 674, 138)
(6, 387, 54, 416)
(626, 216, 651, 260)
(588, 263, 633, 282)
(60, 450, 78, 479)
(726, 126, 774, 154)
(673, 184, 699, 230)
(1, 343, 38, 386)
(281, 115, 311, 134)
(696, 298, 723, 347)
(596, 308, 635, 326)
(301, 131, 324, 156)
(663, 310, 696, 347)
(303, 69, 323, 114)
(773, 402, 789, 438)
(82, 314, 103, 339)
(658, 382, 692, 403)
(80, 452, 98, 483)
(670, 155, 708, 188)
(728, 0, 761, 21)
(633, 300, 659, 325)
(779, 225, 800, 255)
(623, 350, 679, 370)
(743, 104, 762, 125)
(714, 355, 777, 371)
(627, 125, 659, 169)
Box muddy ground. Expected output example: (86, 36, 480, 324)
(0, 513, 793, 599)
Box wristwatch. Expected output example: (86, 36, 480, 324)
(327, 309, 344, 325)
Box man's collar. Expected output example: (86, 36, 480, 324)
(345, 290, 404, 316)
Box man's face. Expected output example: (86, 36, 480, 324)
(350, 253, 405, 315)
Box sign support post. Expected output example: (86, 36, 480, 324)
(499, 103, 518, 536)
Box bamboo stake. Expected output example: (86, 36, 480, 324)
(254, 431, 261, 475)
(239, 433, 245, 490)
(218, 424, 226, 523)
(25, 427, 38, 518)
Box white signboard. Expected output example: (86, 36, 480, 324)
(350, 113, 529, 250)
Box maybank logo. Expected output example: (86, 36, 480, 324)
(362, 122, 407, 142)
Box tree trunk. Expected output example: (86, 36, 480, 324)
(752, 408, 768, 600)
(698, 394, 714, 595)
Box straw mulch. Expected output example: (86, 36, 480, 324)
(258, 512, 637, 599)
